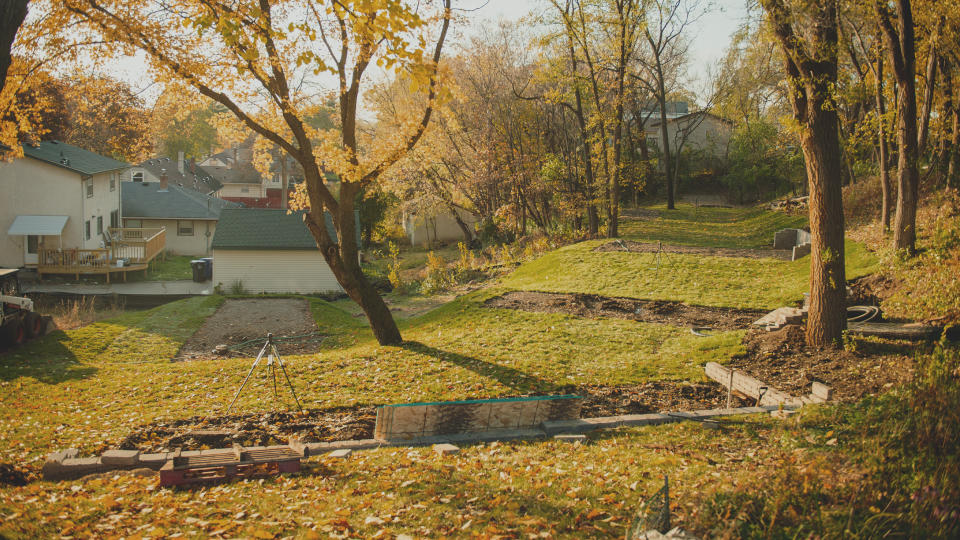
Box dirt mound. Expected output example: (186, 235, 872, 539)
(177, 298, 323, 359)
(118, 406, 377, 453)
(574, 381, 746, 416)
(0, 463, 29, 486)
(593, 240, 791, 260)
(485, 291, 766, 330)
(727, 326, 915, 401)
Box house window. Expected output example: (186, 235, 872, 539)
(85, 180, 93, 198)
(97, 216, 103, 235)
(178, 220, 194, 236)
(132, 171, 143, 182)
(110, 210, 119, 228)
(110, 173, 116, 191)
(27, 235, 39, 254)
(85, 220, 91, 240)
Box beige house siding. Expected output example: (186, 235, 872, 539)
(0, 158, 122, 267)
(219, 183, 265, 198)
(123, 218, 217, 256)
(645, 114, 732, 171)
(405, 209, 479, 247)
(212, 249, 343, 294)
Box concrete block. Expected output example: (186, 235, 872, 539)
(101, 449, 140, 466)
(328, 449, 352, 459)
(811, 381, 833, 401)
(792, 242, 811, 261)
(433, 443, 459, 456)
(554, 434, 587, 443)
(773, 229, 799, 250)
(139, 453, 170, 465)
(619, 413, 672, 427)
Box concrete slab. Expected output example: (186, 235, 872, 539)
(328, 449, 352, 459)
(433, 443, 459, 455)
(101, 449, 140, 466)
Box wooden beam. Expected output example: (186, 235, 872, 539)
(705, 362, 802, 407)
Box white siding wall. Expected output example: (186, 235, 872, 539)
(123, 218, 217, 256)
(212, 249, 343, 294)
(0, 158, 122, 267)
(406, 210, 479, 247)
(219, 183, 264, 198)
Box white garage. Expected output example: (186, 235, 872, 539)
(211, 208, 353, 295)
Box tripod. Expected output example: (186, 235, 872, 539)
(228, 333, 304, 413)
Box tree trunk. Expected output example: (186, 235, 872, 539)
(304, 178, 402, 345)
(875, 51, 892, 230)
(917, 33, 938, 156)
(447, 204, 474, 244)
(800, 105, 847, 348)
(656, 79, 675, 210)
(0, 0, 28, 94)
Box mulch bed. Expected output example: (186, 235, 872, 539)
(593, 240, 791, 260)
(113, 382, 743, 453)
(726, 325, 916, 401)
(484, 291, 766, 331)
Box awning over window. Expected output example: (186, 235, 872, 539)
(7, 215, 69, 236)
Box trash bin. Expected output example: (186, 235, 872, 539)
(190, 260, 206, 283)
(201, 257, 213, 281)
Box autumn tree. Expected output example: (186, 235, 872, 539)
(49, 0, 451, 345)
(761, 0, 847, 347)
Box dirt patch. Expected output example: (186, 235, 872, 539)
(118, 406, 377, 453)
(593, 240, 791, 260)
(573, 382, 746, 416)
(177, 298, 323, 359)
(113, 382, 743, 452)
(485, 291, 766, 331)
(727, 325, 915, 401)
(0, 463, 29, 486)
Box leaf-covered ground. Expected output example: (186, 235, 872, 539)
(0, 203, 916, 538)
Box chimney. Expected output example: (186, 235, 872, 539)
(189, 158, 196, 174)
(159, 169, 169, 191)
(232, 146, 238, 169)
(178, 151, 185, 175)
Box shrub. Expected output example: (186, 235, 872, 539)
(421, 251, 452, 294)
(387, 241, 405, 293)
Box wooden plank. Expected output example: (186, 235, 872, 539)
(705, 362, 802, 407)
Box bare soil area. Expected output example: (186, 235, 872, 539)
(113, 381, 741, 452)
(593, 240, 791, 260)
(727, 325, 916, 401)
(485, 291, 766, 331)
(177, 298, 323, 359)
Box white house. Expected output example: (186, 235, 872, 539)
(211, 209, 359, 294)
(404, 208, 480, 247)
(0, 141, 127, 268)
(122, 175, 241, 256)
(645, 112, 733, 171)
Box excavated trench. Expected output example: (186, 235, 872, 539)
(484, 291, 767, 331)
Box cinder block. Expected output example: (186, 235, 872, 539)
(773, 229, 799, 250)
(792, 243, 811, 261)
(433, 443, 459, 456)
(101, 449, 140, 466)
(328, 449, 352, 459)
(620, 413, 671, 427)
(811, 381, 833, 401)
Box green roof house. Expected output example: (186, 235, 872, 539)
(210, 208, 359, 294)
(1, 141, 131, 268)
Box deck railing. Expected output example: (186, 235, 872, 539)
(36, 227, 166, 278)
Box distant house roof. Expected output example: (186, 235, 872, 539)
(212, 208, 360, 250)
(122, 182, 242, 220)
(200, 164, 263, 185)
(21, 140, 129, 176)
(135, 157, 223, 193)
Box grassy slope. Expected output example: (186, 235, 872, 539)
(503, 240, 878, 310)
(620, 204, 807, 248)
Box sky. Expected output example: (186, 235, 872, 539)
(105, 0, 751, 105)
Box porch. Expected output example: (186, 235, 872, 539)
(37, 228, 167, 283)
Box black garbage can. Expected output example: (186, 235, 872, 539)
(201, 257, 213, 281)
(190, 260, 206, 283)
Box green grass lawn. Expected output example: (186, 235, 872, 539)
(142, 255, 195, 281)
(620, 204, 807, 248)
(502, 240, 878, 310)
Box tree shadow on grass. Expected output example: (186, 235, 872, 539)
(0, 331, 97, 384)
(400, 340, 560, 394)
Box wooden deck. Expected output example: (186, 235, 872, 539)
(36, 228, 166, 283)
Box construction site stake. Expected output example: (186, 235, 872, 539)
(727, 369, 734, 409)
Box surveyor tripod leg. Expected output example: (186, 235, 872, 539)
(227, 342, 268, 411)
(274, 352, 304, 413)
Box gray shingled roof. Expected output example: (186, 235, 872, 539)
(200, 164, 263, 185)
(136, 157, 223, 193)
(123, 182, 242, 220)
(212, 208, 360, 250)
(22, 140, 128, 176)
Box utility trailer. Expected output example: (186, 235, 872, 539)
(0, 268, 52, 348)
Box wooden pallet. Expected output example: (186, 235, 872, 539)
(159, 446, 301, 487)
